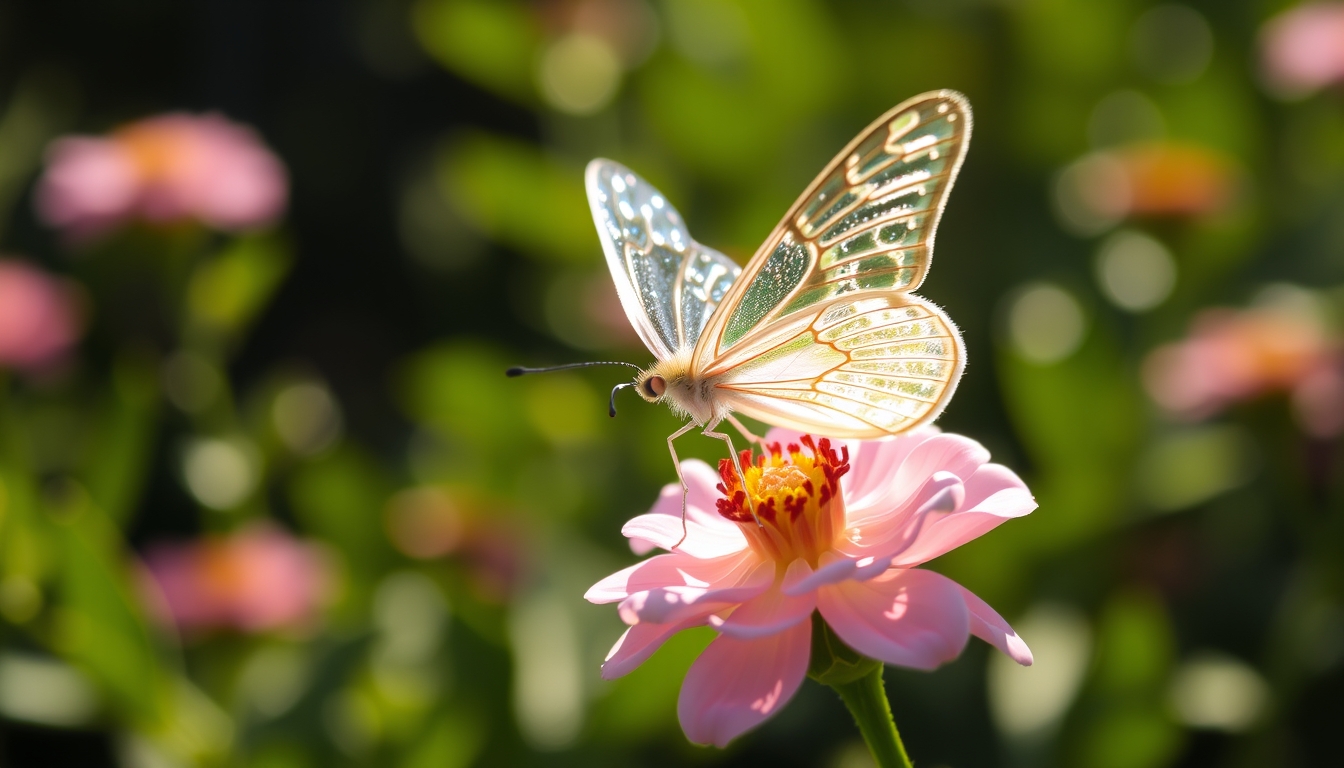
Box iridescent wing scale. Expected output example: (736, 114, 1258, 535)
(693, 91, 971, 438)
(585, 160, 741, 359)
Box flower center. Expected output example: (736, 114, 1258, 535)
(715, 435, 849, 569)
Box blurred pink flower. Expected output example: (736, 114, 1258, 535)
(1143, 298, 1343, 434)
(140, 523, 332, 636)
(587, 429, 1035, 747)
(0, 259, 82, 370)
(37, 113, 287, 238)
(1260, 3, 1344, 97)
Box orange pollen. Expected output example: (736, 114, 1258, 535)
(115, 123, 196, 181)
(715, 435, 850, 569)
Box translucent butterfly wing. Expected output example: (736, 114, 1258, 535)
(693, 91, 971, 375)
(711, 293, 964, 438)
(585, 160, 742, 359)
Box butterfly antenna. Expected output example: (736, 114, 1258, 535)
(506, 361, 641, 377)
(608, 382, 635, 418)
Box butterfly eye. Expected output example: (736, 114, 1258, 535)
(645, 376, 666, 398)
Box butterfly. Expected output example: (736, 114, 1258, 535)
(513, 91, 969, 527)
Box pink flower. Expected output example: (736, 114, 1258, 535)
(139, 523, 332, 636)
(0, 259, 82, 370)
(586, 429, 1035, 747)
(1260, 3, 1344, 97)
(36, 113, 287, 239)
(1143, 299, 1343, 435)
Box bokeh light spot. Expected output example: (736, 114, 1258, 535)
(273, 381, 343, 456)
(1094, 229, 1176, 312)
(1168, 652, 1269, 731)
(510, 592, 583, 749)
(162, 351, 224, 413)
(182, 437, 257, 510)
(1007, 283, 1087, 364)
(1053, 153, 1130, 236)
(537, 34, 621, 115)
(0, 653, 98, 727)
(989, 604, 1092, 738)
(1088, 90, 1165, 148)
(1131, 5, 1213, 84)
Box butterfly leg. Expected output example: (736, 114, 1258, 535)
(725, 413, 766, 449)
(702, 420, 762, 528)
(666, 420, 699, 550)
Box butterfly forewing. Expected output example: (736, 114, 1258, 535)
(585, 160, 742, 358)
(694, 91, 971, 374)
(713, 293, 964, 438)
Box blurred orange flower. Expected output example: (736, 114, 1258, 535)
(0, 259, 82, 371)
(1068, 142, 1236, 226)
(1143, 293, 1344, 436)
(139, 523, 333, 636)
(1113, 143, 1236, 217)
(37, 113, 287, 239)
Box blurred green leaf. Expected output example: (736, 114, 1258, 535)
(82, 352, 160, 525)
(588, 626, 713, 744)
(412, 0, 540, 104)
(997, 311, 1143, 548)
(1071, 589, 1182, 768)
(439, 133, 591, 263)
(0, 67, 79, 241)
(288, 443, 397, 588)
(49, 486, 167, 727)
(400, 706, 485, 768)
(187, 233, 292, 343)
(640, 0, 846, 180)
(397, 340, 529, 454)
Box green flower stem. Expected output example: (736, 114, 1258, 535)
(830, 664, 912, 768)
(808, 614, 912, 768)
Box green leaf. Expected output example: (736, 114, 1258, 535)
(412, 0, 540, 103)
(186, 233, 292, 344)
(48, 485, 168, 727)
(438, 133, 592, 263)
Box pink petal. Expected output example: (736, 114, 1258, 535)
(959, 585, 1033, 666)
(962, 463, 1033, 510)
(710, 561, 817, 639)
(891, 467, 1036, 567)
(783, 550, 897, 596)
(619, 560, 773, 625)
(846, 434, 990, 527)
(841, 471, 963, 559)
(631, 460, 741, 555)
(817, 568, 970, 670)
(601, 618, 701, 679)
(783, 551, 857, 595)
(623, 511, 746, 559)
(585, 550, 756, 604)
(843, 427, 940, 505)
(677, 619, 812, 747)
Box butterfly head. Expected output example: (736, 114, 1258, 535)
(634, 371, 667, 403)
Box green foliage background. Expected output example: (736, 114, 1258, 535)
(0, 1, 1341, 766)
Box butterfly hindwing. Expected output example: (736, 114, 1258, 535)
(714, 293, 965, 438)
(694, 91, 971, 377)
(586, 160, 742, 359)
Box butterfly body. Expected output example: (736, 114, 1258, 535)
(584, 91, 973, 528)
